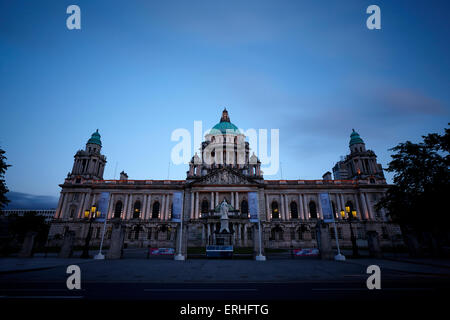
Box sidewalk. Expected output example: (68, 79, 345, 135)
(1, 253, 449, 284)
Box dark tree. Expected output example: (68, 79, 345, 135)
(376, 125, 450, 246)
(0, 147, 11, 210)
(9, 211, 49, 245)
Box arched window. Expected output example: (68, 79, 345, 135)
(309, 201, 317, 219)
(345, 201, 355, 218)
(133, 201, 141, 219)
(270, 225, 283, 241)
(345, 201, 354, 213)
(271, 201, 279, 219)
(241, 200, 249, 217)
(290, 201, 298, 219)
(114, 201, 123, 218)
(69, 206, 76, 218)
(152, 201, 160, 219)
(201, 199, 209, 214)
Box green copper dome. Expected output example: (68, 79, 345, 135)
(87, 129, 102, 146)
(349, 129, 364, 146)
(209, 108, 241, 135)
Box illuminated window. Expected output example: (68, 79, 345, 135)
(271, 201, 279, 219)
(133, 201, 141, 219)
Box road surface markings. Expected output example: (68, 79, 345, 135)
(312, 288, 434, 291)
(0, 296, 84, 299)
(144, 288, 257, 292)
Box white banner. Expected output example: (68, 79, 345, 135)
(96, 192, 110, 222)
(320, 193, 334, 223)
(172, 191, 183, 222)
(249, 192, 259, 222)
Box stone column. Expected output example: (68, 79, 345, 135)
(106, 194, 114, 219)
(58, 230, 75, 258)
(77, 193, 86, 219)
(244, 224, 249, 247)
(60, 193, 69, 219)
(298, 194, 305, 220)
(280, 194, 285, 220)
(367, 230, 382, 258)
(335, 194, 341, 219)
(231, 192, 235, 208)
(145, 195, 152, 220)
(55, 193, 65, 219)
(317, 194, 323, 220)
(106, 220, 125, 259)
(285, 195, 290, 220)
(265, 194, 270, 221)
(215, 192, 219, 206)
(166, 194, 171, 220)
(360, 193, 369, 220)
(18, 231, 38, 258)
(210, 192, 214, 210)
(339, 194, 345, 218)
(303, 194, 309, 219)
(235, 224, 240, 246)
(201, 224, 206, 246)
(235, 192, 239, 210)
(127, 194, 134, 220)
(142, 194, 148, 220)
(365, 193, 374, 220)
(206, 223, 211, 245)
(190, 192, 195, 219)
(195, 192, 199, 219)
(91, 193, 98, 210)
(317, 222, 333, 260)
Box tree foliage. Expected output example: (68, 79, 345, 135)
(0, 147, 11, 210)
(376, 125, 450, 231)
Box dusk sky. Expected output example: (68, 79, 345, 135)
(0, 0, 449, 201)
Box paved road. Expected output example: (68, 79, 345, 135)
(0, 278, 447, 300)
(1, 255, 449, 301)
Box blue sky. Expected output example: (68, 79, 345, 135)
(0, 0, 449, 198)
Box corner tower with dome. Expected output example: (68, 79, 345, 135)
(48, 108, 402, 258)
(332, 129, 385, 182)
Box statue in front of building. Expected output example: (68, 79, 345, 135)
(219, 200, 230, 233)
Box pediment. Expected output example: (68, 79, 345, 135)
(189, 167, 260, 186)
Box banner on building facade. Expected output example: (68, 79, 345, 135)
(172, 191, 183, 222)
(96, 192, 110, 222)
(248, 192, 259, 222)
(319, 192, 334, 223)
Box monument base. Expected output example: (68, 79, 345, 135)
(334, 254, 346, 261)
(255, 254, 266, 261)
(174, 254, 185, 261)
(94, 253, 105, 260)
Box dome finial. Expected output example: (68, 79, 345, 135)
(349, 129, 364, 146)
(220, 108, 230, 122)
(87, 129, 102, 146)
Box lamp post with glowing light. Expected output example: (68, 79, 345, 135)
(340, 206, 359, 257)
(80, 206, 100, 259)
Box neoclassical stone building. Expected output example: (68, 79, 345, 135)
(48, 109, 402, 254)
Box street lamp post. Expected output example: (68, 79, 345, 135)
(80, 206, 99, 259)
(340, 206, 359, 258)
